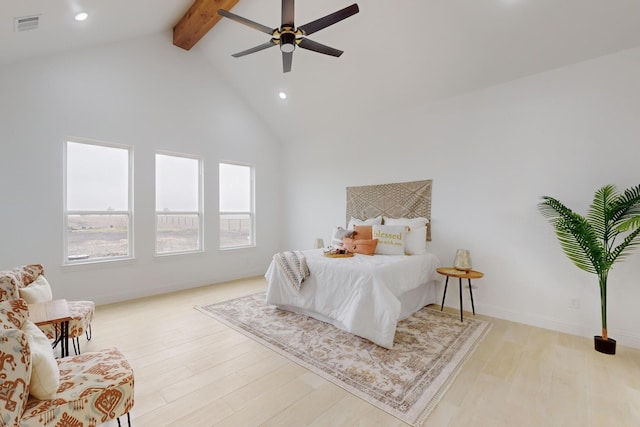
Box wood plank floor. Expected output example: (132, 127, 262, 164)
(92, 276, 640, 427)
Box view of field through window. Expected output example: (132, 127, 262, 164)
(66, 142, 253, 261)
(220, 214, 252, 247)
(155, 154, 201, 254)
(219, 163, 254, 248)
(156, 214, 199, 253)
(67, 214, 129, 260)
(66, 141, 131, 262)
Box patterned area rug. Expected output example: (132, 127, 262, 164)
(196, 292, 490, 426)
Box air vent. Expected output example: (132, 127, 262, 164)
(14, 15, 40, 32)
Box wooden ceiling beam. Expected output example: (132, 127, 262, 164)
(173, 0, 240, 51)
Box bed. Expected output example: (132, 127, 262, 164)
(265, 180, 441, 349)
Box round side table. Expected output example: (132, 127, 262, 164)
(436, 267, 484, 322)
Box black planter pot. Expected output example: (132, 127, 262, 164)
(594, 336, 616, 355)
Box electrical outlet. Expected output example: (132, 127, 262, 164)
(569, 298, 581, 309)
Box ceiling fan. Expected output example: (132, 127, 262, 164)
(218, 0, 359, 73)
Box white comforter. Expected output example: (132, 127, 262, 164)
(265, 249, 441, 348)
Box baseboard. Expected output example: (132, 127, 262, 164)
(92, 270, 266, 305)
(477, 303, 640, 350)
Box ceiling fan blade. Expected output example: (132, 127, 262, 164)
(232, 40, 277, 58)
(298, 38, 343, 57)
(282, 0, 295, 28)
(298, 3, 359, 36)
(218, 9, 274, 35)
(282, 51, 293, 73)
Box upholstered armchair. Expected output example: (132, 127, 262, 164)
(0, 264, 94, 354)
(0, 298, 134, 427)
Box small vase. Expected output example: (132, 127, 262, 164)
(453, 249, 472, 271)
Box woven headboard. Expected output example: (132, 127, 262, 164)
(346, 179, 432, 241)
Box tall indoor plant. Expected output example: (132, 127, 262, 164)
(538, 184, 640, 354)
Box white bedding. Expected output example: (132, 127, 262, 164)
(265, 249, 441, 348)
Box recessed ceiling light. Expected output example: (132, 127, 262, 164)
(278, 92, 287, 100)
(74, 12, 88, 21)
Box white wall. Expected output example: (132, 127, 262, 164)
(281, 47, 640, 349)
(0, 33, 283, 304)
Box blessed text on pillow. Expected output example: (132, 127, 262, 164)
(383, 217, 428, 255)
(372, 224, 406, 255)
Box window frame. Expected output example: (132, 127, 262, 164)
(63, 137, 134, 265)
(154, 151, 204, 256)
(219, 161, 255, 250)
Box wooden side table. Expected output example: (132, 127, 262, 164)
(436, 267, 484, 322)
(28, 299, 72, 358)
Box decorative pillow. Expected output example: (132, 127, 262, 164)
(404, 226, 428, 255)
(331, 226, 354, 248)
(0, 298, 29, 330)
(372, 224, 407, 255)
(22, 319, 60, 400)
(18, 274, 53, 304)
(343, 238, 378, 256)
(383, 216, 429, 229)
(347, 215, 382, 231)
(353, 225, 373, 240)
(383, 217, 429, 255)
(0, 264, 45, 301)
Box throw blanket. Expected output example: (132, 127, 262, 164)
(273, 251, 310, 292)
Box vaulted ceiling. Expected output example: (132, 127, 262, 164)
(3, 0, 640, 144)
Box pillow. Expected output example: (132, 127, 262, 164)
(342, 238, 378, 256)
(383, 216, 429, 229)
(353, 225, 373, 240)
(331, 226, 354, 248)
(347, 215, 382, 231)
(404, 226, 428, 255)
(383, 217, 429, 255)
(372, 224, 407, 255)
(19, 274, 53, 304)
(22, 320, 60, 400)
(0, 298, 29, 330)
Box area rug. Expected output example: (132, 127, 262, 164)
(195, 292, 490, 426)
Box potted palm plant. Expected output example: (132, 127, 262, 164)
(538, 184, 640, 354)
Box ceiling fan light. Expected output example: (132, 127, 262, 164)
(280, 43, 295, 53)
(279, 32, 296, 53)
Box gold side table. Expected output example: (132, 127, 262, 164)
(436, 267, 484, 322)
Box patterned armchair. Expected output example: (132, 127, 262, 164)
(0, 299, 134, 427)
(0, 264, 95, 354)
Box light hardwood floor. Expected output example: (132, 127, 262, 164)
(92, 277, 640, 427)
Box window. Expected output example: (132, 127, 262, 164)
(219, 162, 254, 249)
(65, 139, 132, 264)
(155, 153, 202, 254)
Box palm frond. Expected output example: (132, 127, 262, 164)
(539, 197, 602, 274)
(616, 216, 640, 233)
(538, 196, 575, 223)
(610, 184, 640, 228)
(608, 227, 640, 265)
(587, 185, 617, 241)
